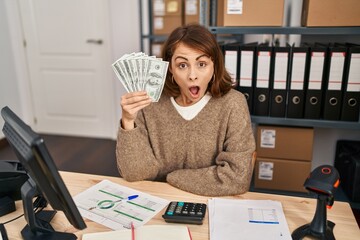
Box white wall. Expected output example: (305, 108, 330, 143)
(109, 0, 142, 122)
(313, 129, 360, 168)
(0, 0, 22, 139)
(0, 0, 142, 138)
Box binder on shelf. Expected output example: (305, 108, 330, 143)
(304, 43, 327, 119)
(237, 42, 257, 114)
(218, 41, 226, 55)
(340, 44, 360, 122)
(322, 44, 347, 121)
(269, 44, 290, 118)
(286, 44, 309, 119)
(224, 42, 240, 87)
(253, 43, 272, 116)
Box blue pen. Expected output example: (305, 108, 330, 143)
(105, 194, 139, 206)
(89, 194, 139, 210)
(126, 195, 139, 201)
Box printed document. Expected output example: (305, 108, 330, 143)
(74, 180, 169, 230)
(208, 198, 292, 240)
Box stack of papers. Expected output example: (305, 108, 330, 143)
(208, 198, 292, 240)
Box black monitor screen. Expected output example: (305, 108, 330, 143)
(1, 106, 86, 239)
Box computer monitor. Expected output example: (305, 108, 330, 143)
(1, 106, 86, 240)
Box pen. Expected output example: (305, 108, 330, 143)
(131, 222, 135, 240)
(108, 194, 139, 205)
(88, 194, 139, 210)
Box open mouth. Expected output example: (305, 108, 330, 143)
(189, 86, 200, 97)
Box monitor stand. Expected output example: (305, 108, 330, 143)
(20, 180, 77, 240)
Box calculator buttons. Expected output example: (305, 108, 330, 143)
(162, 201, 207, 224)
(166, 202, 178, 215)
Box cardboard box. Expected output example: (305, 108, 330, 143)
(153, 16, 182, 35)
(302, 0, 360, 27)
(219, 0, 284, 27)
(254, 157, 311, 192)
(217, 0, 224, 26)
(256, 125, 314, 161)
(151, 42, 163, 57)
(184, 0, 199, 25)
(152, 0, 183, 35)
(153, 0, 182, 16)
(184, 0, 212, 25)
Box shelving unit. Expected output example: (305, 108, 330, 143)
(139, 0, 360, 130)
(211, 26, 360, 129)
(209, 26, 360, 35)
(139, 0, 212, 54)
(251, 116, 360, 130)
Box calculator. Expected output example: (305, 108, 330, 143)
(162, 201, 207, 224)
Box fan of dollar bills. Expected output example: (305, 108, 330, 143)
(112, 52, 169, 102)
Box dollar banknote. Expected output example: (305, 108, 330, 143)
(112, 52, 169, 102)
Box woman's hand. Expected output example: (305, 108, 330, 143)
(120, 91, 151, 130)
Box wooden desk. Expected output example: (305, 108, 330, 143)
(1, 171, 359, 239)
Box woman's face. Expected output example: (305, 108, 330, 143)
(170, 43, 214, 106)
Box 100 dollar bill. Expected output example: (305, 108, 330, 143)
(112, 52, 168, 102)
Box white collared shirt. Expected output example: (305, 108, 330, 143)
(170, 93, 212, 120)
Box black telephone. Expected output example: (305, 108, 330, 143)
(0, 160, 28, 217)
(0, 160, 28, 200)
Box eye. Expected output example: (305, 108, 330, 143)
(198, 62, 207, 68)
(178, 63, 187, 69)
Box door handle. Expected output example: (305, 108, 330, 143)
(86, 39, 103, 45)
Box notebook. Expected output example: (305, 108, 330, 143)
(82, 225, 192, 240)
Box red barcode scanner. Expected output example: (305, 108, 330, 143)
(292, 165, 340, 240)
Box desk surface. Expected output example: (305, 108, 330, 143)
(1, 171, 359, 240)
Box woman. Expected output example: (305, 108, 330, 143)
(116, 24, 255, 196)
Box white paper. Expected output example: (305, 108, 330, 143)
(328, 52, 345, 90)
(258, 162, 274, 180)
(208, 198, 292, 240)
(154, 17, 164, 30)
(74, 180, 169, 230)
(308, 52, 325, 90)
(260, 129, 276, 148)
(82, 225, 191, 240)
(185, 0, 197, 15)
(290, 52, 306, 90)
(273, 52, 288, 90)
(256, 51, 271, 88)
(240, 51, 253, 87)
(153, 0, 165, 15)
(347, 53, 360, 92)
(225, 50, 238, 84)
(227, 0, 243, 14)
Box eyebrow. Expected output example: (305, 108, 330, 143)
(174, 54, 209, 61)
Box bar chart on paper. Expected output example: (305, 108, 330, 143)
(74, 180, 169, 230)
(208, 198, 292, 240)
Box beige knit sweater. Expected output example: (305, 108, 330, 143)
(116, 89, 255, 196)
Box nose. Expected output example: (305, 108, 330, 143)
(188, 67, 198, 81)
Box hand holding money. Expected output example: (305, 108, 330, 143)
(120, 91, 151, 130)
(112, 52, 169, 102)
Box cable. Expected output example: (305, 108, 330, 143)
(0, 196, 48, 225)
(1, 213, 24, 225)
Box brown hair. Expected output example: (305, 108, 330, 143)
(161, 24, 232, 98)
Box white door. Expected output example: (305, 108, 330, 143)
(18, 0, 116, 138)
